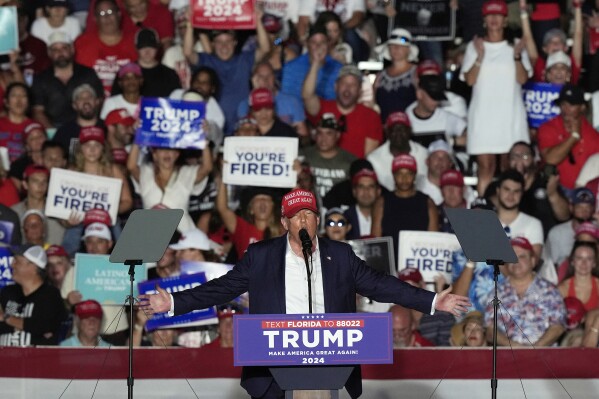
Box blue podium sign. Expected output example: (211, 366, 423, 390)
(234, 313, 393, 367)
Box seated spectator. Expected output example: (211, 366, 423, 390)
(372, 154, 438, 255)
(237, 61, 307, 139)
(11, 165, 65, 246)
(60, 299, 110, 347)
(520, 0, 582, 84)
(506, 141, 570, 238)
(484, 237, 566, 347)
(203, 302, 244, 349)
(132, 308, 179, 347)
(82, 218, 114, 255)
(31, 0, 82, 45)
(31, 31, 103, 130)
(281, 25, 342, 104)
(304, 64, 383, 158)
(147, 246, 179, 280)
(183, 9, 270, 135)
(438, 170, 468, 233)
(344, 168, 380, 239)
(133, 28, 180, 98)
(100, 63, 142, 119)
(545, 188, 596, 270)
(127, 141, 212, 233)
(538, 84, 599, 190)
(45, 245, 80, 306)
(0, 82, 36, 164)
(300, 113, 356, 199)
(8, 122, 47, 191)
(21, 209, 49, 248)
(374, 28, 418, 120)
(558, 241, 599, 312)
(75, 0, 138, 97)
(247, 88, 297, 138)
(322, 207, 351, 241)
(543, 51, 573, 85)
(582, 308, 599, 347)
(0, 245, 67, 346)
(367, 112, 428, 193)
(123, 0, 174, 49)
(389, 304, 434, 348)
(52, 83, 104, 158)
(450, 311, 487, 347)
(42, 141, 68, 171)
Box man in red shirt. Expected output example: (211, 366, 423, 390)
(303, 63, 383, 158)
(538, 84, 599, 190)
(390, 304, 434, 348)
(75, 0, 138, 97)
(123, 0, 175, 50)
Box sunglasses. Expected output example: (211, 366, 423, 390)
(326, 219, 347, 228)
(97, 9, 115, 17)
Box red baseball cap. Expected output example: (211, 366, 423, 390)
(385, 111, 411, 129)
(46, 244, 69, 258)
(117, 62, 142, 78)
(398, 268, 423, 284)
(105, 108, 135, 127)
(249, 88, 274, 111)
(392, 154, 417, 173)
(281, 189, 318, 218)
(574, 222, 599, 239)
(75, 299, 103, 320)
(417, 59, 442, 77)
(482, 0, 508, 16)
(564, 296, 586, 329)
(83, 208, 112, 227)
(79, 126, 105, 145)
(352, 168, 378, 186)
(510, 236, 533, 252)
(24, 122, 47, 138)
(111, 148, 128, 165)
(23, 164, 50, 180)
(440, 169, 465, 188)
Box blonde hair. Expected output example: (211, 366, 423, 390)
(74, 145, 114, 177)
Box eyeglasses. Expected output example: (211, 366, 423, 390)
(97, 9, 115, 17)
(389, 35, 411, 45)
(326, 219, 347, 228)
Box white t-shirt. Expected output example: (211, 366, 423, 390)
(406, 101, 467, 145)
(502, 212, 544, 246)
(367, 140, 428, 192)
(30, 17, 82, 44)
(100, 95, 140, 120)
(575, 153, 599, 187)
(299, 0, 365, 24)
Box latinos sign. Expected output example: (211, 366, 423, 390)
(234, 313, 392, 367)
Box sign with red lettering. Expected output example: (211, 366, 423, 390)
(191, 0, 256, 30)
(234, 313, 393, 366)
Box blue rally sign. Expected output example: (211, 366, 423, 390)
(136, 97, 206, 149)
(138, 273, 217, 331)
(234, 313, 393, 367)
(522, 82, 562, 129)
(0, 247, 14, 288)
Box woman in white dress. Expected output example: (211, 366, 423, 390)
(461, 0, 532, 195)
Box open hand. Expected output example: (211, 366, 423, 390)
(435, 286, 471, 317)
(138, 285, 172, 315)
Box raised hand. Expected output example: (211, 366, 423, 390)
(138, 285, 172, 315)
(473, 35, 485, 60)
(435, 286, 472, 317)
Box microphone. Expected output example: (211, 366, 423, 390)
(298, 228, 313, 313)
(299, 228, 312, 255)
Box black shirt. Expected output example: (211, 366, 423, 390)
(263, 118, 297, 138)
(53, 119, 106, 160)
(31, 63, 104, 128)
(140, 64, 181, 98)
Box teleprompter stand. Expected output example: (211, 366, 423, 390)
(444, 208, 517, 399)
(109, 209, 183, 399)
(270, 366, 354, 399)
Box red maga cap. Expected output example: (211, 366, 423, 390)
(510, 236, 533, 252)
(23, 164, 50, 180)
(417, 59, 442, 77)
(46, 244, 69, 258)
(352, 168, 378, 186)
(105, 108, 135, 127)
(440, 169, 465, 188)
(391, 154, 417, 173)
(398, 268, 423, 284)
(385, 111, 411, 129)
(482, 0, 508, 16)
(83, 208, 112, 227)
(75, 299, 103, 320)
(281, 189, 318, 218)
(79, 126, 105, 145)
(249, 88, 275, 110)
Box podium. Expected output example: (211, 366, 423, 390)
(234, 312, 393, 398)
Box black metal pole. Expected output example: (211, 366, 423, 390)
(125, 260, 141, 399)
(491, 262, 500, 399)
(302, 250, 312, 314)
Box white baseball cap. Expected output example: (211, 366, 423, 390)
(82, 222, 112, 241)
(169, 228, 210, 251)
(545, 51, 571, 70)
(13, 245, 47, 269)
(48, 31, 72, 47)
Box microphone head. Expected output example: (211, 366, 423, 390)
(299, 228, 310, 242)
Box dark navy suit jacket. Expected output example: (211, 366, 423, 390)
(173, 235, 435, 398)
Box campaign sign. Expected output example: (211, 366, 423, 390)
(394, 0, 455, 41)
(74, 254, 147, 306)
(0, 221, 16, 246)
(192, 0, 256, 30)
(234, 313, 393, 366)
(138, 273, 217, 331)
(45, 169, 122, 225)
(347, 237, 395, 275)
(0, 247, 14, 289)
(398, 231, 460, 291)
(223, 136, 298, 188)
(136, 97, 206, 150)
(0, 7, 18, 55)
(523, 82, 562, 128)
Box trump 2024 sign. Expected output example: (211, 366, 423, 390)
(233, 313, 392, 366)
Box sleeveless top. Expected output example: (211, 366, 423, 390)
(382, 190, 430, 254)
(568, 277, 599, 312)
(374, 66, 417, 122)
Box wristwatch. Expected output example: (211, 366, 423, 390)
(571, 132, 581, 140)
